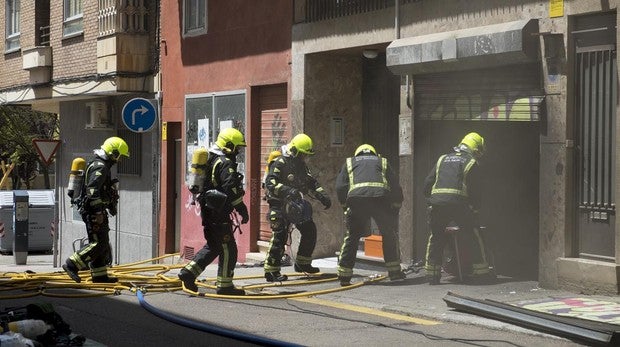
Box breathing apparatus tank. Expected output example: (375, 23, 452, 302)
(188, 147, 209, 194)
(67, 157, 86, 204)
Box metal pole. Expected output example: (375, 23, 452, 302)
(395, 0, 400, 40)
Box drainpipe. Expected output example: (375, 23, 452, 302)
(396, 0, 412, 109)
(395, 0, 400, 40)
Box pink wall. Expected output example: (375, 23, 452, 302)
(160, 0, 292, 260)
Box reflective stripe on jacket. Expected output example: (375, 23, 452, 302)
(335, 154, 403, 205)
(428, 152, 476, 206)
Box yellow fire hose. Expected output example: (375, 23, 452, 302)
(0, 253, 389, 300)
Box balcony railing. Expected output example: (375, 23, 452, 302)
(98, 0, 148, 37)
(300, 0, 420, 23)
(39, 25, 50, 46)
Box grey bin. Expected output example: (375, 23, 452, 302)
(0, 190, 55, 254)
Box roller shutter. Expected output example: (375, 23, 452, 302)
(414, 64, 544, 121)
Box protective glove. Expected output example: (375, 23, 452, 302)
(235, 202, 249, 224)
(285, 187, 302, 201)
(317, 192, 331, 209)
(108, 204, 117, 217)
(91, 212, 104, 225)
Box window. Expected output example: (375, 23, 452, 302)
(117, 129, 142, 176)
(183, 0, 207, 36)
(5, 0, 20, 52)
(185, 91, 246, 184)
(63, 0, 83, 37)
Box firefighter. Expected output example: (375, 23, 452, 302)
(178, 128, 249, 296)
(423, 132, 490, 285)
(335, 144, 405, 286)
(63, 136, 129, 283)
(263, 133, 331, 282)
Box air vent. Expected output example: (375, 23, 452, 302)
(85, 102, 112, 130)
(183, 246, 195, 260)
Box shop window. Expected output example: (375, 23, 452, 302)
(185, 91, 246, 185)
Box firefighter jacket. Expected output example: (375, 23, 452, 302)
(199, 145, 245, 213)
(423, 149, 481, 209)
(264, 145, 325, 203)
(335, 153, 403, 206)
(81, 150, 116, 214)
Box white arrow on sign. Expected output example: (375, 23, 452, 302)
(132, 105, 149, 130)
(33, 139, 61, 166)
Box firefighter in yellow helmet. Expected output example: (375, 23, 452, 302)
(335, 144, 404, 286)
(263, 133, 331, 282)
(423, 132, 490, 285)
(178, 127, 249, 295)
(63, 136, 129, 283)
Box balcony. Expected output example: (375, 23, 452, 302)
(97, 0, 151, 91)
(22, 46, 52, 84)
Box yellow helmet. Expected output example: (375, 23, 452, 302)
(101, 137, 130, 160)
(215, 128, 246, 153)
(289, 133, 314, 156)
(354, 144, 377, 156)
(460, 132, 485, 157)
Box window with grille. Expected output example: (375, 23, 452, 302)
(5, 0, 20, 52)
(183, 0, 207, 37)
(117, 129, 142, 176)
(63, 0, 83, 37)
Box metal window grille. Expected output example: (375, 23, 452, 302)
(39, 26, 50, 46)
(98, 0, 148, 37)
(577, 48, 617, 210)
(300, 0, 421, 23)
(117, 129, 142, 176)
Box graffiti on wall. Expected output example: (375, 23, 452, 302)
(184, 191, 201, 216)
(515, 297, 620, 325)
(418, 93, 543, 121)
(270, 112, 287, 149)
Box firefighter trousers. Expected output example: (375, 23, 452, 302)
(182, 213, 238, 289)
(264, 204, 317, 272)
(338, 197, 402, 278)
(424, 204, 489, 277)
(68, 212, 112, 278)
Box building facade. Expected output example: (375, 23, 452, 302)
(158, 0, 293, 260)
(291, 0, 620, 294)
(0, 0, 160, 265)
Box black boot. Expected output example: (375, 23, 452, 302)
(92, 276, 118, 283)
(216, 286, 245, 296)
(428, 275, 441, 285)
(265, 271, 288, 282)
(338, 276, 352, 287)
(388, 270, 406, 281)
(178, 271, 198, 292)
(62, 260, 81, 283)
(294, 263, 320, 274)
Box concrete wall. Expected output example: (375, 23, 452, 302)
(301, 54, 363, 258)
(58, 98, 154, 265)
(292, 0, 620, 292)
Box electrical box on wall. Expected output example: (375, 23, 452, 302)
(85, 102, 112, 130)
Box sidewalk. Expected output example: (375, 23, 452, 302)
(2, 252, 620, 339)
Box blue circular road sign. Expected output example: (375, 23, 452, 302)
(122, 98, 157, 132)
